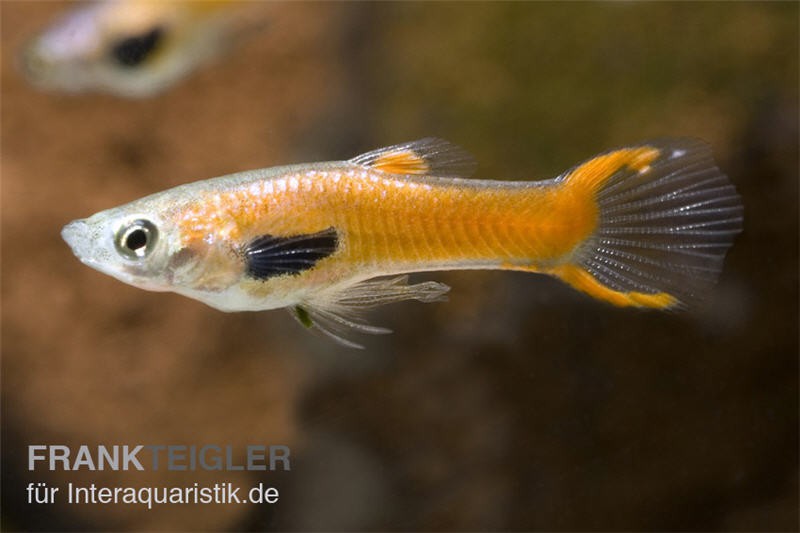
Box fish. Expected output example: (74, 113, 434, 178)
(62, 138, 743, 347)
(21, 0, 260, 98)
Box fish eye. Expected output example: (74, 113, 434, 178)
(110, 26, 164, 68)
(115, 219, 158, 260)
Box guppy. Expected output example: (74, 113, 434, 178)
(62, 138, 742, 347)
(21, 0, 258, 98)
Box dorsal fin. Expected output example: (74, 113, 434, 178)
(349, 138, 477, 178)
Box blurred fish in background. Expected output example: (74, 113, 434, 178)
(20, 0, 265, 97)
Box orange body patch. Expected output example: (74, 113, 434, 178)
(175, 168, 596, 275)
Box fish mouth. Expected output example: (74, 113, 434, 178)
(62, 219, 91, 261)
(62, 218, 106, 270)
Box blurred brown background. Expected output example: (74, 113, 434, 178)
(2, 2, 797, 531)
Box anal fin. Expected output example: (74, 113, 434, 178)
(290, 275, 450, 348)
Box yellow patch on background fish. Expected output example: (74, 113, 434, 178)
(62, 138, 742, 347)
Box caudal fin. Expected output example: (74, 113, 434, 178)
(553, 139, 742, 309)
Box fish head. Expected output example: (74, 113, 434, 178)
(62, 205, 185, 293)
(62, 188, 248, 300)
(21, 1, 232, 97)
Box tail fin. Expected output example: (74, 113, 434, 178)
(552, 139, 742, 309)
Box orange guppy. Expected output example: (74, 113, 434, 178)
(22, 0, 256, 97)
(62, 138, 742, 347)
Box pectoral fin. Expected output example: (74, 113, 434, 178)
(244, 228, 339, 280)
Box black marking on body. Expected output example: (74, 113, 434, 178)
(111, 27, 164, 67)
(244, 227, 339, 280)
